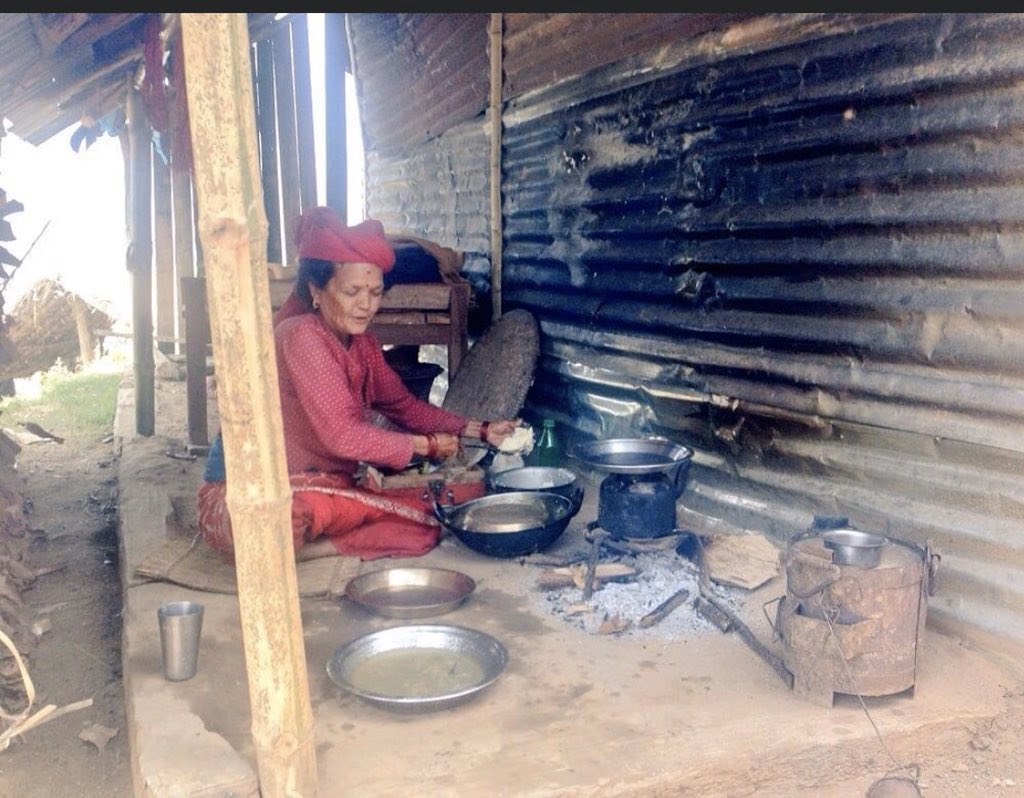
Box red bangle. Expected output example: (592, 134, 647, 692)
(479, 421, 490, 443)
(425, 433, 439, 459)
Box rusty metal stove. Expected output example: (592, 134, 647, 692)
(776, 530, 940, 707)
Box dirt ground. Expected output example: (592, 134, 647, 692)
(0, 420, 130, 796)
(2, 377, 1024, 797)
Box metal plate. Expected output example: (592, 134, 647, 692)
(571, 437, 693, 475)
(344, 567, 476, 619)
(327, 624, 508, 712)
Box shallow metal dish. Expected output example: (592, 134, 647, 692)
(344, 567, 476, 619)
(571, 437, 693, 475)
(326, 624, 508, 713)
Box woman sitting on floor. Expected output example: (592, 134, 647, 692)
(197, 206, 518, 561)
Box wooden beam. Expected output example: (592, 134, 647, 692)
(179, 13, 318, 796)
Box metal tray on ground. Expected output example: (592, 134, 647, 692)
(327, 624, 508, 713)
(343, 567, 476, 619)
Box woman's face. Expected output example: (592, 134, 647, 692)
(311, 261, 384, 340)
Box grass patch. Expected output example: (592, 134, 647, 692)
(0, 361, 122, 442)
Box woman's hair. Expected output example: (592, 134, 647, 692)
(294, 257, 336, 309)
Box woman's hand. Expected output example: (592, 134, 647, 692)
(413, 432, 461, 461)
(480, 418, 521, 448)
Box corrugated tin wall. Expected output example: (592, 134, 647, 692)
(353, 12, 1024, 652)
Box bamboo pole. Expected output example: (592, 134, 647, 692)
(179, 14, 318, 797)
(488, 13, 503, 321)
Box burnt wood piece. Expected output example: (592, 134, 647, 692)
(695, 536, 794, 689)
(638, 588, 691, 628)
(535, 562, 638, 591)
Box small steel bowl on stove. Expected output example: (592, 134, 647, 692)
(822, 529, 888, 568)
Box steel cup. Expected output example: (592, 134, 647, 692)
(158, 600, 204, 681)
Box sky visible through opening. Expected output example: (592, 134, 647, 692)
(0, 12, 363, 329)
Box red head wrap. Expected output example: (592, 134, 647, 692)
(293, 206, 395, 272)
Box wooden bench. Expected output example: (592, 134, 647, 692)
(182, 273, 471, 448)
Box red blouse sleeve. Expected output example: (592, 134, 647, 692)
(272, 317, 464, 475)
(353, 336, 468, 435)
(276, 318, 418, 470)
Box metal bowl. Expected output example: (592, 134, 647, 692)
(489, 466, 583, 510)
(571, 437, 693, 475)
(822, 529, 888, 568)
(433, 491, 576, 558)
(326, 624, 508, 713)
(343, 567, 476, 619)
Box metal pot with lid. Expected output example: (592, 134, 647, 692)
(570, 437, 693, 539)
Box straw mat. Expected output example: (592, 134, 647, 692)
(132, 535, 361, 598)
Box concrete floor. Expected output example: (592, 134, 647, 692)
(115, 381, 1024, 797)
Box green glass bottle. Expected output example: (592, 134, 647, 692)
(528, 418, 563, 467)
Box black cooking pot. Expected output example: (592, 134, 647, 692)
(431, 490, 575, 558)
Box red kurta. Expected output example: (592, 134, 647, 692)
(274, 312, 467, 475)
(197, 310, 480, 560)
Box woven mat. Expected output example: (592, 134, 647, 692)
(442, 308, 538, 420)
(132, 536, 361, 598)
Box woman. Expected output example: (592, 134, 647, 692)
(198, 206, 519, 560)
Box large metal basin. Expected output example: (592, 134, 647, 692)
(327, 624, 507, 712)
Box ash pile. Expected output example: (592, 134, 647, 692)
(527, 531, 781, 642)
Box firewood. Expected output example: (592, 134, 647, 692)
(534, 562, 638, 591)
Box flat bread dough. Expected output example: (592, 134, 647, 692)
(498, 424, 534, 455)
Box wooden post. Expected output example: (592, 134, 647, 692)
(180, 13, 318, 796)
(255, 39, 282, 263)
(126, 84, 155, 436)
(290, 13, 318, 211)
(153, 143, 176, 354)
(488, 13, 504, 321)
(273, 22, 301, 265)
(324, 13, 348, 218)
(180, 275, 209, 447)
(71, 295, 94, 366)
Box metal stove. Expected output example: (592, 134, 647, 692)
(570, 438, 694, 597)
(775, 526, 941, 707)
(572, 437, 694, 540)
